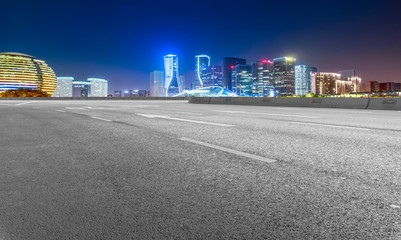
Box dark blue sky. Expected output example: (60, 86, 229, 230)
(2, 0, 400, 92)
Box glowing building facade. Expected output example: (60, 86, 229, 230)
(201, 65, 223, 87)
(174, 86, 235, 97)
(88, 78, 108, 97)
(195, 55, 210, 89)
(253, 60, 273, 97)
(164, 54, 181, 96)
(150, 70, 164, 97)
(295, 65, 317, 96)
(53, 77, 73, 97)
(232, 65, 253, 96)
(272, 57, 296, 96)
(223, 57, 246, 91)
(0, 52, 57, 95)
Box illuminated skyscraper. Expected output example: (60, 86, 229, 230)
(223, 57, 246, 91)
(195, 55, 210, 89)
(253, 60, 273, 97)
(272, 57, 296, 96)
(202, 65, 223, 87)
(164, 54, 181, 96)
(150, 70, 164, 97)
(232, 65, 253, 96)
(88, 78, 108, 97)
(53, 77, 73, 97)
(295, 66, 317, 96)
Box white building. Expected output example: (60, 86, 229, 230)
(88, 78, 108, 97)
(53, 77, 74, 97)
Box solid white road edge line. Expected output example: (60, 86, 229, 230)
(179, 137, 277, 163)
(136, 113, 234, 127)
(288, 121, 370, 131)
(91, 116, 112, 122)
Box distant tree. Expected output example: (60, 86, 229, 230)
(0, 88, 50, 97)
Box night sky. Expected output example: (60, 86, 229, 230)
(2, 0, 400, 92)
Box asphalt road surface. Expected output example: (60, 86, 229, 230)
(0, 100, 400, 239)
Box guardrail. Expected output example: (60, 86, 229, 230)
(189, 97, 401, 110)
(0, 97, 189, 100)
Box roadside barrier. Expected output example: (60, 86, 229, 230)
(367, 98, 401, 110)
(190, 97, 373, 109)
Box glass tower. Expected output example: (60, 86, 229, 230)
(195, 55, 210, 89)
(150, 70, 164, 97)
(223, 57, 246, 91)
(232, 65, 253, 96)
(272, 57, 296, 96)
(201, 65, 223, 87)
(253, 60, 273, 97)
(164, 54, 181, 96)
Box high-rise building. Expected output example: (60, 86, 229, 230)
(223, 57, 246, 91)
(232, 65, 253, 96)
(164, 54, 181, 96)
(201, 65, 223, 87)
(295, 66, 317, 96)
(150, 70, 164, 97)
(272, 57, 296, 96)
(253, 60, 273, 97)
(53, 77, 73, 97)
(88, 78, 108, 97)
(195, 55, 210, 89)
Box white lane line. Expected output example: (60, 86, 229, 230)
(288, 122, 370, 131)
(136, 114, 234, 127)
(56, 110, 66, 113)
(15, 101, 35, 106)
(180, 138, 277, 163)
(214, 110, 320, 119)
(91, 116, 112, 122)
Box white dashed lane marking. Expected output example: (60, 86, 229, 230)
(180, 137, 277, 163)
(136, 114, 234, 127)
(91, 116, 112, 122)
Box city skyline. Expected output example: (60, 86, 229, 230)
(1, 0, 400, 92)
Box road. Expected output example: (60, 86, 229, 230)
(0, 100, 400, 239)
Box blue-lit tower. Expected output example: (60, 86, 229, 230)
(164, 54, 181, 96)
(195, 55, 210, 89)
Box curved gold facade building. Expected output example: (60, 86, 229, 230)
(0, 52, 57, 95)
